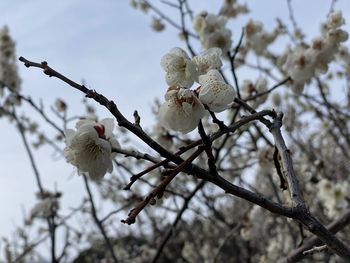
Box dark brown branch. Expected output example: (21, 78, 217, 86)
(19, 57, 350, 259)
(287, 209, 350, 262)
(269, 113, 304, 205)
(121, 147, 204, 225)
(198, 120, 219, 177)
(268, 112, 350, 259)
(273, 146, 288, 190)
(123, 159, 169, 190)
(15, 92, 65, 136)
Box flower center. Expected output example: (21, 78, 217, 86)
(175, 96, 194, 107)
(94, 125, 106, 139)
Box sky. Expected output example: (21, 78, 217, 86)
(0, 0, 349, 258)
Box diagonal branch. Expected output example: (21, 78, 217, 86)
(287, 209, 350, 262)
(122, 147, 204, 225)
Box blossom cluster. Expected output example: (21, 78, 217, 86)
(282, 11, 348, 94)
(244, 19, 283, 56)
(159, 47, 235, 133)
(241, 77, 269, 109)
(219, 0, 249, 19)
(0, 26, 21, 107)
(317, 178, 349, 218)
(193, 11, 232, 54)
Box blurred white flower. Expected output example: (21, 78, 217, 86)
(193, 12, 232, 53)
(158, 86, 205, 133)
(327, 11, 345, 29)
(0, 26, 21, 95)
(219, 0, 249, 18)
(64, 118, 119, 180)
(27, 192, 60, 224)
(198, 69, 235, 112)
(151, 17, 165, 32)
(4, 93, 21, 107)
(201, 28, 232, 54)
(29, 199, 54, 221)
(160, 47, 198, 88)
(192, 48, 223, 75)
(317, 178, 349, 218)
(244, 19, 282, 55)
(282, 11, 348, 94)
(55, 98, 67, 112)
(241, 77, 268, 108)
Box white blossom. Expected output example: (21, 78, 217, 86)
(241, 77, 268, 108)
(160, 47, 198, 88)
(198, 69, 235, 112)
(0, 26, 21, 96)
(158, 86, 205, 133)
(327, 11, 345, 30)
(26, 192, 60, 224)
(55, 98, 67, 112)
(201, 28, 232, 54)
(244, 19, 282, 55)
(64, 118, 119, 180)
(317, 179, 349, 218)
(29, 199, 51, 221)
(219, 0, 249, 18)
(139, 1, 150, 13)
(193, 12, 232, 53)
(151, 17, 165, 32)
(192, 48, 223, 75)
(283, 11, 348, 94)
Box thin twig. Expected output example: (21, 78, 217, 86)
(152, 180, 205, 263)
(122, 147, 204, 225)
(227, 30, 244, 99)
(83, 175, 119, 263)
(13, 110, 58, 263)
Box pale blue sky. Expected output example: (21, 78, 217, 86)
(0, 0, 349, 255)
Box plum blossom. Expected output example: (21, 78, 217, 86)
(193, 12, 232, 53)
(283, 11, 348, 94)
(219, 0, 249, 18)
(241, 77, 269, 108)
(158, 86, 205, 133)
(0, 26, 21, 100)
(192, 48, 223, 75)
(198, 69, 235, 112)
(26, 191, 61, 225)
(64, 118, 119, 180)
(151, 17, 165, 32)
(317, 179, 349, 218)
(244, 19, 283, 56)
(327, 11, 345, 29)
(160, 47, 197, 88)
(55, 98, 67, 112)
